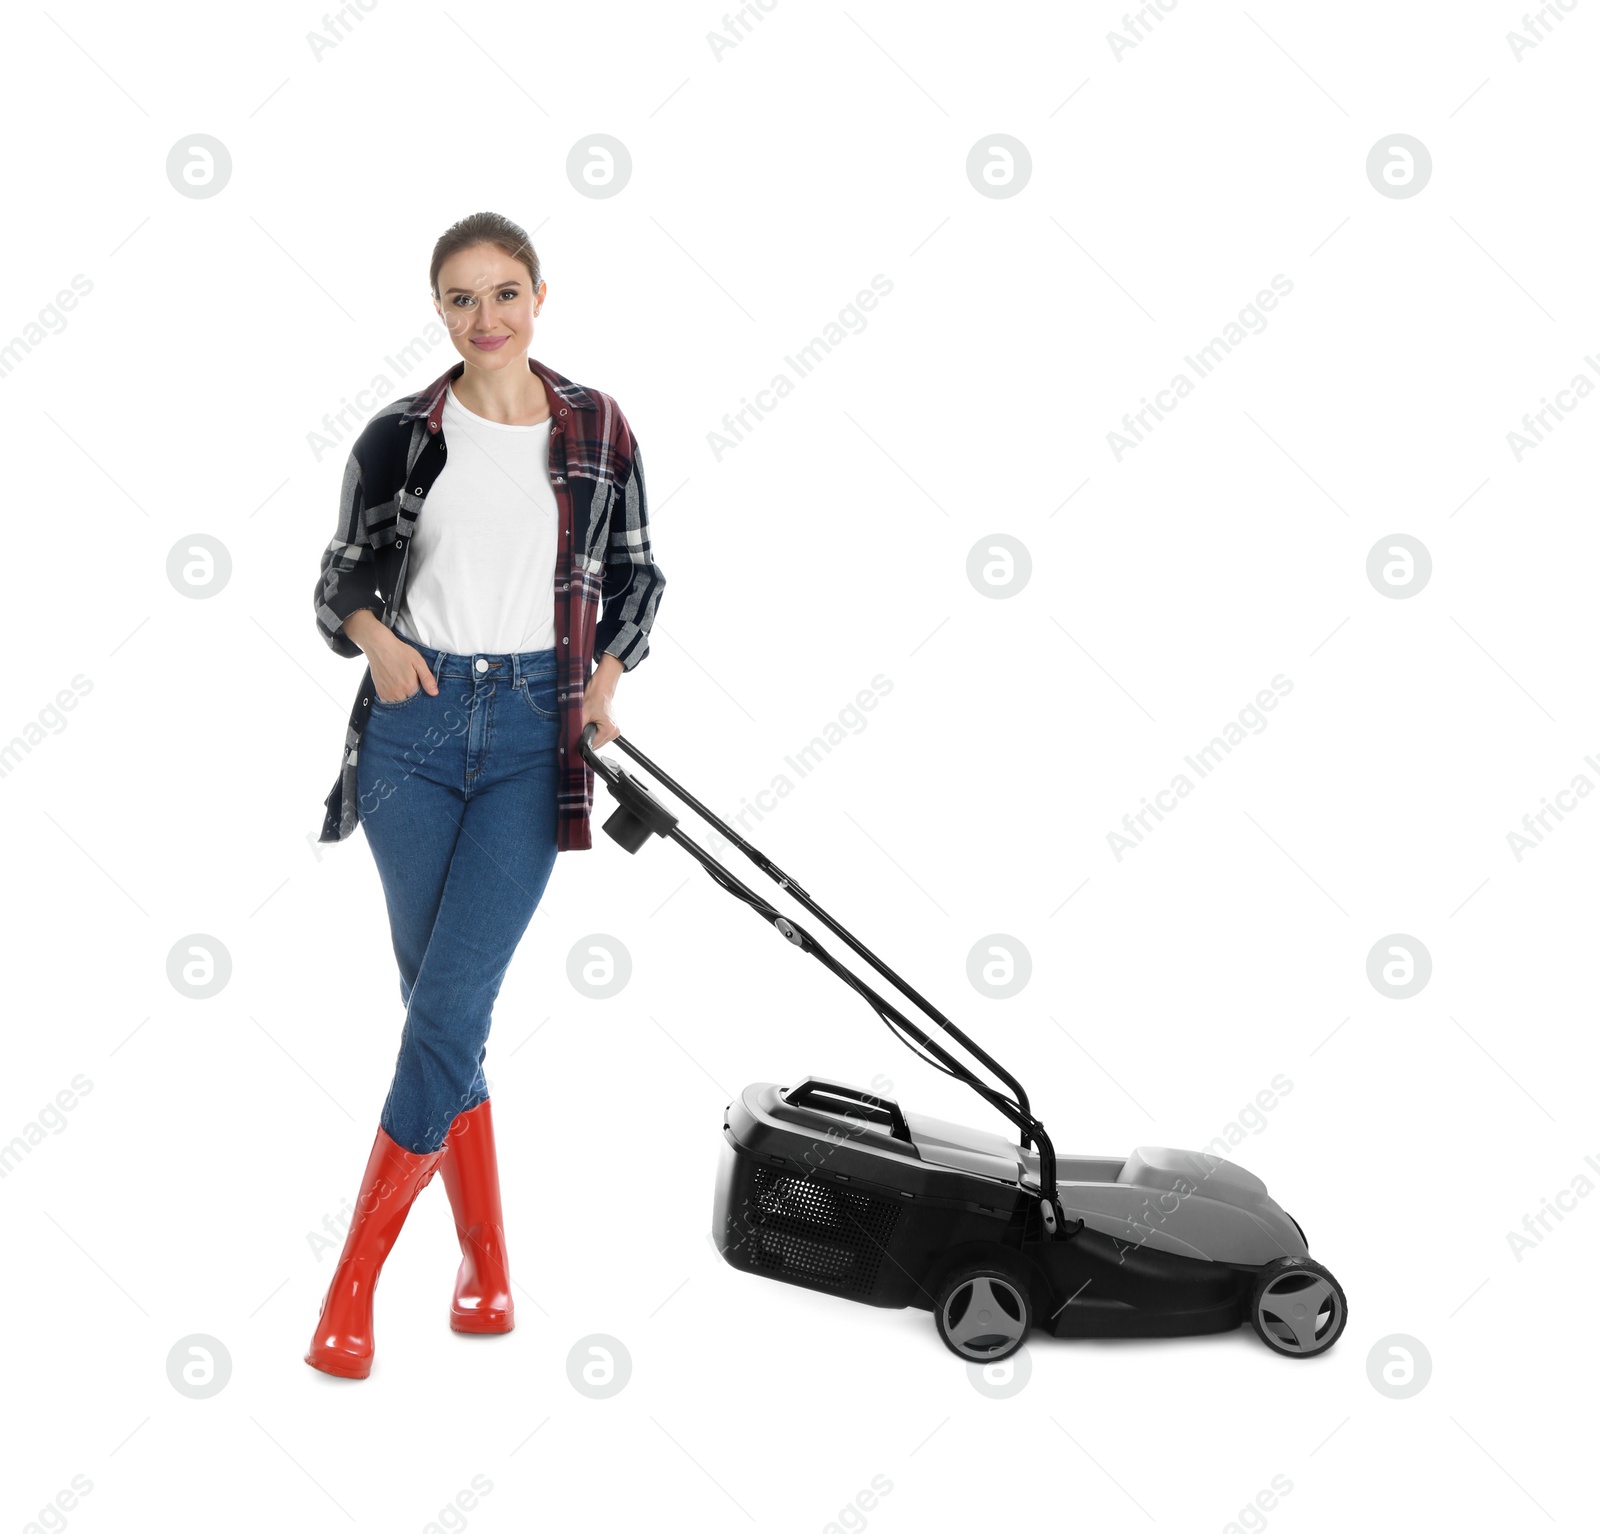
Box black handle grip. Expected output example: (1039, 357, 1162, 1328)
(781, 1076, 911, 1144)
(579, 722, 679, 852)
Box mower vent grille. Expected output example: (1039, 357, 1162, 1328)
(744, 1165, 901, 1296)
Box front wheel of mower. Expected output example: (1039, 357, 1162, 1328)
(1249, 1255, 1347, 1358)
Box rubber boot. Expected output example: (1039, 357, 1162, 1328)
(305, 1126, 444, 1378)
(436, 1098, 514, 1333)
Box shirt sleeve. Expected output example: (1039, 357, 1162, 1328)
(593, 429, 667, 673)
(314, 446, 382, 659)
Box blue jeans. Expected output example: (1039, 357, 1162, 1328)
(355, 624, 561, 1153)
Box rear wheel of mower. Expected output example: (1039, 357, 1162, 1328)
(933, 1259, 1033, 1363)
(1249, 1256, 1346, 1358)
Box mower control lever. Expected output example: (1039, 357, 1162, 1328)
(579, 723, 679, 852)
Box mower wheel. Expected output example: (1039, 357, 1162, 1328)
(1249, 1256, 1347, 1359)
(933, 1257, 1033, 1363)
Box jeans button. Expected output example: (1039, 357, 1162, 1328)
(475, 658, 488, 673)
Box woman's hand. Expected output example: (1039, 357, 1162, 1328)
(355, 621, 438, 704)
(582, 653, 625, 748)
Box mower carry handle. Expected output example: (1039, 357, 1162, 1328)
(781, 1076, 912, 1145)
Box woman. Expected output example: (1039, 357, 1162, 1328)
(306, 211, 666, 1379)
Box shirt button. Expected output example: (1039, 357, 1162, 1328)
(561, 637, 568, 645)
(475, 658, 488, 673)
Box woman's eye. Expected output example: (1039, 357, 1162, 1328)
(498, 289, 518, 301)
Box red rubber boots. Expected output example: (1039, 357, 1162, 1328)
(305, 1126, 444, 1379)
(436, 1098, 515, 1333)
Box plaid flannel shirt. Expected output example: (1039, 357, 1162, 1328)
(313, 354, 666, 851)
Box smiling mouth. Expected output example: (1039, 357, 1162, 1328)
(471, 335, 508, 347)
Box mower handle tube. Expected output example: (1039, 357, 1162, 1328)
(648, 793, 1063, 1215)
(610, 770, 1036, 1140)
(579, 725, 1035, 1135)
(580, 725, 1065, 1231)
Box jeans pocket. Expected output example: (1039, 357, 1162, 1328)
(519, 673, 558, 721)
(372, 684, 425, 710)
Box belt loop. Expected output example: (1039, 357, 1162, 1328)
(511, 649, 523, 687)
(431, 648, 445, 685)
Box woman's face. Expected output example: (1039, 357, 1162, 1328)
(434, 243, 545, 367)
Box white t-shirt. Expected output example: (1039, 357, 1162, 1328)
(393, 381, 558, 654)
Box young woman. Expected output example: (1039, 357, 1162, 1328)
(306, 212, 666, 1378)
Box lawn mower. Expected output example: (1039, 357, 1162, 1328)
(580, 724, 1348, 1363)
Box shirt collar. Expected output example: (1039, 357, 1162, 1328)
(401, 354, 594, 435)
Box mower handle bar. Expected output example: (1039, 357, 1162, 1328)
(579, 723, 1063, 1218)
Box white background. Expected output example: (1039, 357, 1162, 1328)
(2, 2, 1595, 1530)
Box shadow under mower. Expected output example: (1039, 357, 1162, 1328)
(580, 724, 1347, 1363)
